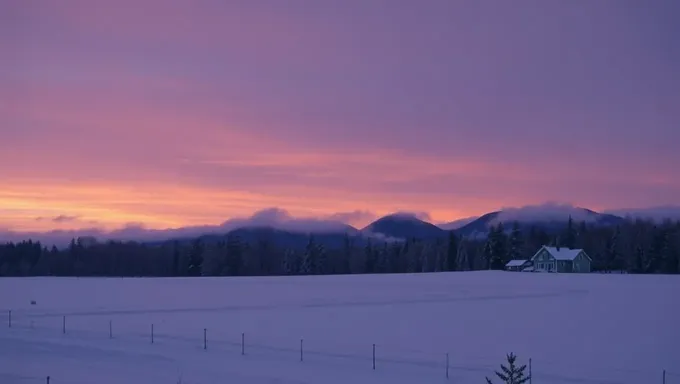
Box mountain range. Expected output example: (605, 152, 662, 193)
(161, 203, 678, 250)
(2, 204, 679, 248)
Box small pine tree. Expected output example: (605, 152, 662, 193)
(486, 353, 530, 384)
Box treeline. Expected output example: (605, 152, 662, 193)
(0, 218, 679, 277)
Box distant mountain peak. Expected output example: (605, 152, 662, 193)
(361, 213, 445, 240)
(378, 211, 432, 222)
(455, 203, 625, 238)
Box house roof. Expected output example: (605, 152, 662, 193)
(505, 259, 528, 267)
(532, 246, 588, 261)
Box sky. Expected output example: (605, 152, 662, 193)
(1, 0, 679, 235)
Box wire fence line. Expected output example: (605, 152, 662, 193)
(3, 310, 678, 384)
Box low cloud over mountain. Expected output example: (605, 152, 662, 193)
(3, 203, 680, 247)
(0, 208, 358, 247)
(490, 202, 606, 225)
(438, 216, 479, 230)
(604, 206, 680, 222)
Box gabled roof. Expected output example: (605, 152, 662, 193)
(505, 259, 529, 267)
(531, 246, 591, 261)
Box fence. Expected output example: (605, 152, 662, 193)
(3, 309, 679, 384)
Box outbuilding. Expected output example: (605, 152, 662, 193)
(505, 259, 531, 271)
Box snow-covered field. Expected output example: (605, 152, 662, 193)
(0, 272, 678, 384)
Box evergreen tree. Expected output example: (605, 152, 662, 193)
(446, 232, 459, 271)
(405, 238, 422, 272)
(457, 239, 471, 271)
(315, 241, 327, 274)
(300, 235, 318, 275)
(391, 242, 404, 273)
(187, 239, 204, 276)
(564, 215, 577, 249)
(378, 242, 391, 273)
(632, 244, 644, 274)
(485, 353, 530, 384)
(364, 240, 376, 273)
(225, 234, 243, 276)
(507, 222, 523, 261)
(605, 226, 621, 272)
(172, 241, 180, 276)
(420, 244, 430, 273)
(340, 233, 352, 274)
(282, 249, 299, 275)
(1, 216, 678, 277)
(486, 224, 506, 270)
(660, 223, 679, 274)
(483, 234, 494, 270)
(68, 238, 83, 276)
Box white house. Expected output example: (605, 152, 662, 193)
(530, 246, 592, 273)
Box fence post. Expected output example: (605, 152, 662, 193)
(300, 339, 303, 362)
(446, 352, 449, 379)
(372, 344, 376, 370)
(529, 358, 532, 384)
(204, 328, 207, 350)
(241, 332, 245, 355)
(151, 324, 154, 344)
(8, 310, 10, 328)
(46, 376, 50, 384)
(663, 369, 666, 384)
(109, 320, 112, 339)
(62, 316, 66, 334)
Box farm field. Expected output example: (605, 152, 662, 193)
(0, 271, 678, 384)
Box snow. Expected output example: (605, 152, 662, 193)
(1, 272, 679, 384)
(540, 247, 584, 261)
(505, 260, 528, 267)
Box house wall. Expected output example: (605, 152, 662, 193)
(572, 252, 591, 273)
(533, 249, 555, 272)
(556, 260, 572, 273)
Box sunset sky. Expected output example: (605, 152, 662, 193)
(2, 0, 679, 234)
